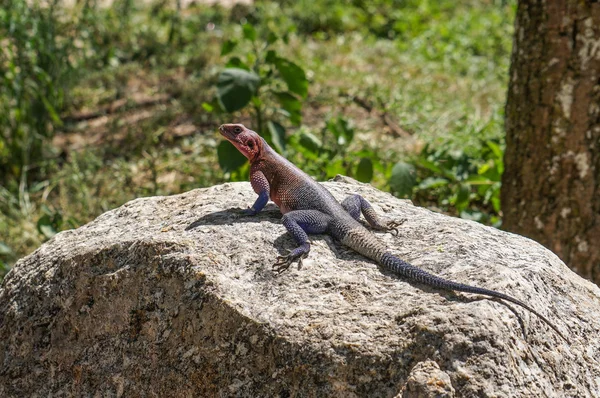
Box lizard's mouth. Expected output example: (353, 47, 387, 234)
(218, 124, 248, 158)
(218, 125, 234, 141)
(218, 124, 240, 142)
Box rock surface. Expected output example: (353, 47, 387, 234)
(1, 177, 599, 397)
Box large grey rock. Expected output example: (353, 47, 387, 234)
(1, 177, 599, 397)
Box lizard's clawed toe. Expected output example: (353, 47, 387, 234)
(272, 259, 291, 274)
(272, 251, 306, 274)
(386, 219, 406, 236)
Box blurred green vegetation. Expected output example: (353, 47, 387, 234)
(0, 0, 516, 278)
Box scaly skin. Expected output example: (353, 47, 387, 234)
(219, 123, 567, 342)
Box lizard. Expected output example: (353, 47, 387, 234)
(218, 123, 567, 342)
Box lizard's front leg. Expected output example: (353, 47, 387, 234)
(341, 194, 404, 235)
(243, 170, 270, 216)
(273, 210, 331, 273)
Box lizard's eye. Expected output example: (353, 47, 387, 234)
(234, 127, 242, 133)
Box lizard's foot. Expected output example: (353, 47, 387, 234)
(272, 250, 308, 274)
(374, 219, 406, 236)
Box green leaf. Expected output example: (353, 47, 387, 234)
(221, 39, 237, 56)
(37, 214, 57, 239)
(217, 140, 248, 173)
(243, 24, 257, 41)
(418, 177, 449, 190)
(265, 50, 278, 64)
(40, 224, 56, 239)
(465, 174, 492, 185)
(325, 159, 346, 177)
(299, 131, 321, 153)
(486, 140, 503, 160)
(201, 102, 214, 112)
(41, 96, 62, 125)
(491, 195, 501, 213)
(267, 30, 278, 45)
(477, 161, 501, 182)
(267, 120, 287, 154)
(225, 57, 250, 70)
(327, 117, 354, 146)
(455, 183, 471, 212)
(217, 68, 260, 113)
(460, 210, 485, 222)
(390, 162, 416, 198)
(274, 57, 308, 98)
(486, 141, 505, 175)
(229, 163, 250, 182)
(274, 91, 302, 125)
(355, 157, 373, 183)
(416, 158, 443, 174)
(0, 242, 12, 256)
(496, 160, 504, 176)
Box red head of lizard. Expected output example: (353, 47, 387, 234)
(219, 123, 264, 163)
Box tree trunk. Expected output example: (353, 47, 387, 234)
(502, 1, 600, 284)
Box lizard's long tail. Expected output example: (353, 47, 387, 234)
(378, 251, 567, 342)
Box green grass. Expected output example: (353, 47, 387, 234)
(0, 0, 516, 277)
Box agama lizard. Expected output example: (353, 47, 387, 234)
(219, 123, 566, 341)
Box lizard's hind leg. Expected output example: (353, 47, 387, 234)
(341, 195, 362, 220)
(341, 194, 404, 235)
(273, 210, 331, 273)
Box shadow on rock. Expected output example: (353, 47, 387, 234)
(185, 204, 281, 231)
